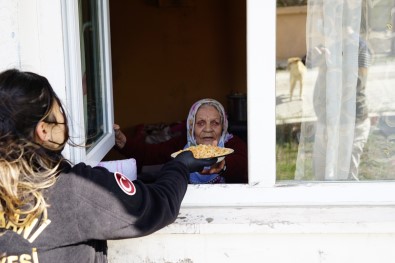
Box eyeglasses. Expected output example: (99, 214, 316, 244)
(44, 121, 66, 125)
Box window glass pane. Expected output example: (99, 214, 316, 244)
(276, 0, 395, 181)
(79, 0, 106, 152)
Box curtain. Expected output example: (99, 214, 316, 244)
(295, 0, 370, 180)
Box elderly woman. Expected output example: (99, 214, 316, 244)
(115, 98, 248, 184)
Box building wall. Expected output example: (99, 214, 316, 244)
(0, 1, 19, 71)
(0, 0, 65, 86)
(109, 232, 395, 263)
(276, 6, 307, 62)
(107, 206, 395, 263)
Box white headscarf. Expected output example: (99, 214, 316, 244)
(186, 98, 233, 148)
(184, 98, 233, 184)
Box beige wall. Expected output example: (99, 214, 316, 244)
(276, 6, 307, 62)
(106, 0, 246, 160)
(109, 3, 307, 129)
(109, 0, 246, 129)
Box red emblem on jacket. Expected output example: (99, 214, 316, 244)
(114, 172, 136, 195)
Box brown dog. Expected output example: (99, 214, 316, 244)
(287, 57, 306, 101)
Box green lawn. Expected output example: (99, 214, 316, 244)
(276, 122, 395, 181)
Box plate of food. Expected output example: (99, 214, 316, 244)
(171, 144, 234, 163)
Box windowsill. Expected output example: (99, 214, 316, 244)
(157, 205, 395, 235)
(182, 182, 395, 207)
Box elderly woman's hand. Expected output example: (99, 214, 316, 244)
(113, 124, 127, 149)
(199, 160, 225, 175)
(198, 139, 226, 174)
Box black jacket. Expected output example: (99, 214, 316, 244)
(0, 160, 189, 262)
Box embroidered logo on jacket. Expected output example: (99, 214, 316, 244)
(114, 172, 136, 195)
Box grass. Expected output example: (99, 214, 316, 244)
(358, 126, 395, 180)
(276, 121, 395, 181)
(276, 141, 298, 180)
(276, 123, 300, 180)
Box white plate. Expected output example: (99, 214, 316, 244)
(171, 148, 234, 163)
(216, 156, 226, 163)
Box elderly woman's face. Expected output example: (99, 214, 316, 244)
(194, 105, 222, 146)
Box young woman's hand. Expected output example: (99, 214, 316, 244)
(174, 151, 218, 173)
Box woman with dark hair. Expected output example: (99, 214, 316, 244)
(0, 69, 217, 262)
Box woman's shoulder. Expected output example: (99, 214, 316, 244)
(54, 162, 116, 199)
(59, 162, 112, 182)
(225, 134, 247, 148)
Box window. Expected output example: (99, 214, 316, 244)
(61, 0, 114, 166)
(276, 0, 395, 182)
(79, 0, 108, 151)
(57, 0, 395, 207)
(182, 0, 395, 207)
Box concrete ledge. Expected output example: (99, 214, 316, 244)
(108, 206, 395, 263)
(158, 206, 395, 235)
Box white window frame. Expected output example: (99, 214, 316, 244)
(181, 0, 395, 207)
(61, 0, 114, 166)
(55, 0, 395, 207)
